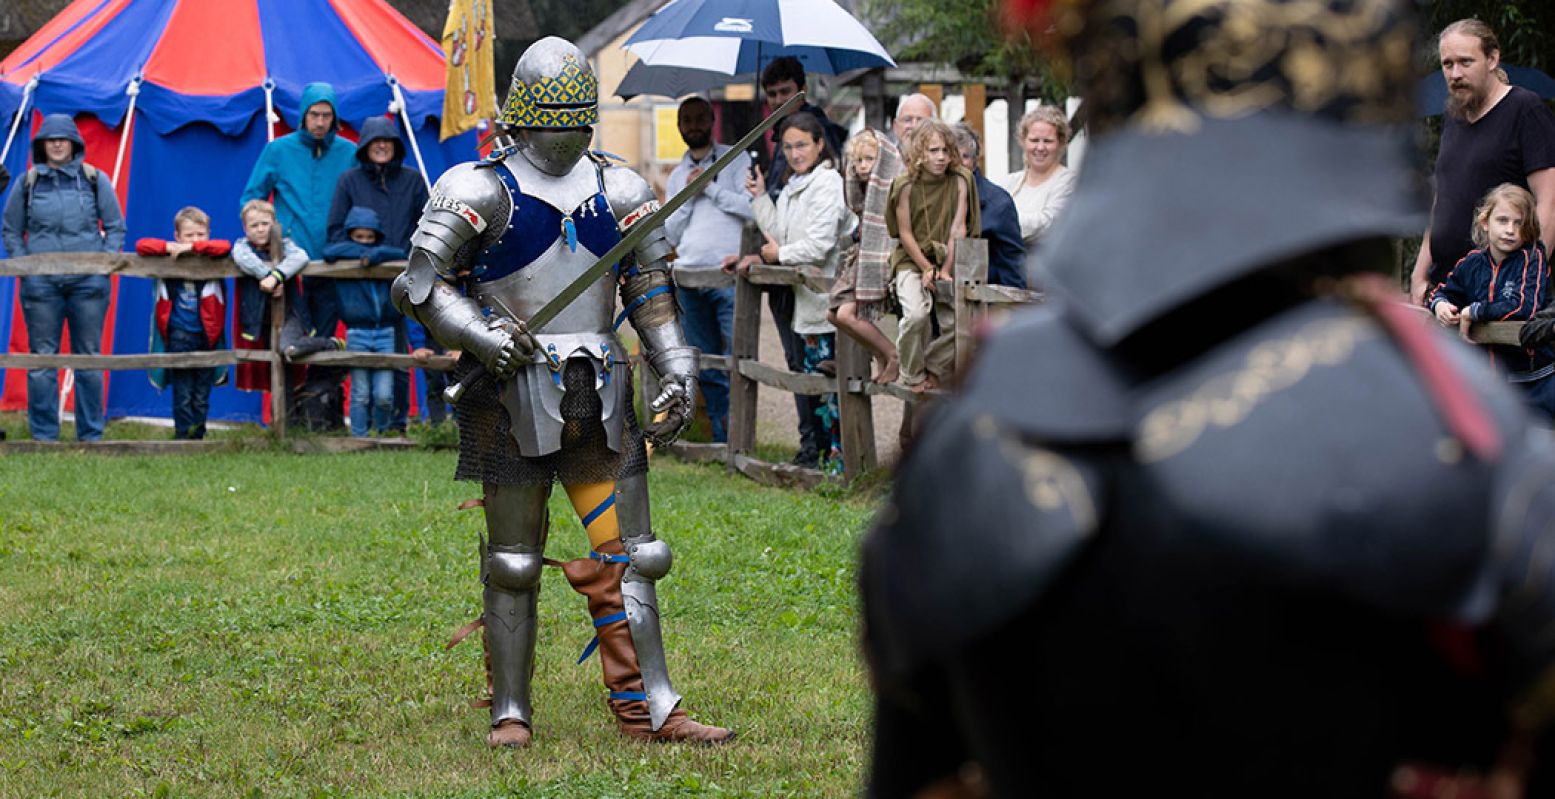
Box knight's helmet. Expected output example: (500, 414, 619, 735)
(1006, 0, 1426, 346)
(499, 36, 600, 176)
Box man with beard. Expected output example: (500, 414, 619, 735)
(664, 95, 752, 443)
(1409, 19, 1555, 304)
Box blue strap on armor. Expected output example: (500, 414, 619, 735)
(577, 610, 629, 663)
(588, 549, 630, 564)
(563, 215, 579, 252)
(613, 285, 672, 331)
(609, 691, 648, 701)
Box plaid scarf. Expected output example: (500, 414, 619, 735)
(850, 131, 902, 313)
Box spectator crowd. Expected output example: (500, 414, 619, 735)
(1, 81, 447, 441)
(23, 18, 1555, 451)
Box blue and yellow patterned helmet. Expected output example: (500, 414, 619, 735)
(499, 36, 600, 129)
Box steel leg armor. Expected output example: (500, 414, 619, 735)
(481, 483, 550, 729)
(613, 472, 681, 729)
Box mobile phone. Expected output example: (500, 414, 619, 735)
(747, 149, 761, 178)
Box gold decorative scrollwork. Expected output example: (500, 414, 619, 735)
(1080, 0, 1415, 135)
(975, 415, 1099, 533)
(1135, 317, 1373, 463)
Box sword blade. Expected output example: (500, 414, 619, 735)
(525, 91, 807, 333)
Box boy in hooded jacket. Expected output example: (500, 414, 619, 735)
(327, 116, 431, 430)
(323, 206, 406, 436)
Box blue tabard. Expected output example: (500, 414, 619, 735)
(473, 161, 621, 282)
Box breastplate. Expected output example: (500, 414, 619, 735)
(470, 158, 622, 336)
(469, 158, 631, 458)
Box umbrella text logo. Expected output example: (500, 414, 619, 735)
(713, 17, 754, 33)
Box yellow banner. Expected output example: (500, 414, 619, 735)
(441, 0, 496, 141)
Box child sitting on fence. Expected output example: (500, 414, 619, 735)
(829, 129, 901, 385)
(887, 119, 979, 393)
(138, 206, 231, 439)
(322, 206, 407, 437)
(1430, 183, 1555, 417)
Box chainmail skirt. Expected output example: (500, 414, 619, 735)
(453, 356, 649, 486)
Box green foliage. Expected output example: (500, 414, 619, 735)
(1424, 0, 1555, 72)
(0, 451, 875, 796)
(863, 0, 1071, 102)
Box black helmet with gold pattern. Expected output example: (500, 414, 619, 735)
(1009, 0, 1427, 346)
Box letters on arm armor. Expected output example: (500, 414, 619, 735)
(392, 163, 523, 376)
(603, 165, 696, 380)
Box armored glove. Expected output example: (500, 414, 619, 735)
(464, 317, 527, 380)
(644, 371, 697, 446)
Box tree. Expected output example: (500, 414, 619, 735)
(863, 0, 1069, 169)
(864, 0, 1067, 99)
(1424, 0, 1555, 71)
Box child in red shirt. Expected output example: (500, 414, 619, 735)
(137, 207, 231, 439)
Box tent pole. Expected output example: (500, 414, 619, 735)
(1, 75, 40, 165)
(263, 78, 278, 143)
(111, 76, 141, 188)
(388, 76, 434, 192)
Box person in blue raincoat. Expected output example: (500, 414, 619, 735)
(241, 82, 357, 429)
(2, 113, 126, 441)
(240, 81, 357, 340)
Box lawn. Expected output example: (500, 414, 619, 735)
(0, 448, 877, 798)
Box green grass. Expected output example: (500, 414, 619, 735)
(0, 450, 875, 797)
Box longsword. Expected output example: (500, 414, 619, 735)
(444, 91, 806, 403)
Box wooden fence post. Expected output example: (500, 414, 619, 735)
(269, 289, 287, 438)
(836, 333, 876, 481)
(953, 238, 989, 379)
(726, 270, 762, 467)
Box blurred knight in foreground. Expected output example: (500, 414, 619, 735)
(862, 0, 1555, 795)
(395, 36, 731, 749)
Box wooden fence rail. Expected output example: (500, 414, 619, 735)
(0, 253, 450, 439)
(651, 237, 1043, 488)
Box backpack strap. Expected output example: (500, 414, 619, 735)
(25, 163, 103, 217)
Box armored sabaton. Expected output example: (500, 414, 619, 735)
(392, 143, 695, 733)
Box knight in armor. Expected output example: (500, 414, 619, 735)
(863, 0, 1555, 795)
(393, 36, 732, 748)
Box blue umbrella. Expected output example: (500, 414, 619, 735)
(614, 62, 753, 100)
(623, 0, 895, 76)
(1417, 65, 1555, 117)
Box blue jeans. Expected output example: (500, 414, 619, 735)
(676, 284, 735, 442)
(20, 274, 110, 441)
(346, 326, 396, 437)
(165, 327, 215, 440)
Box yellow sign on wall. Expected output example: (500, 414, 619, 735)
(653, 105, 684, 163)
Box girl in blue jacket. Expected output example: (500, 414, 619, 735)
(1430, 183, 1555, 416)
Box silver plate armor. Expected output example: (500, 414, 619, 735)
(481, 483, 551, 728)
(614, 472, 682, 730)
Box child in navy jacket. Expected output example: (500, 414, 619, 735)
(322, 206, 406, 436)
(1430, 183, 1555, 415)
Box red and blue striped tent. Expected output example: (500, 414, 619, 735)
(0, 0, 479, 424)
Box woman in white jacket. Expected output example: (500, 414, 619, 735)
(739, 112, 855, 470)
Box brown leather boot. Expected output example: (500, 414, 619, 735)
(486, 719, 532, 748)
(561, 541, 735, 744)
